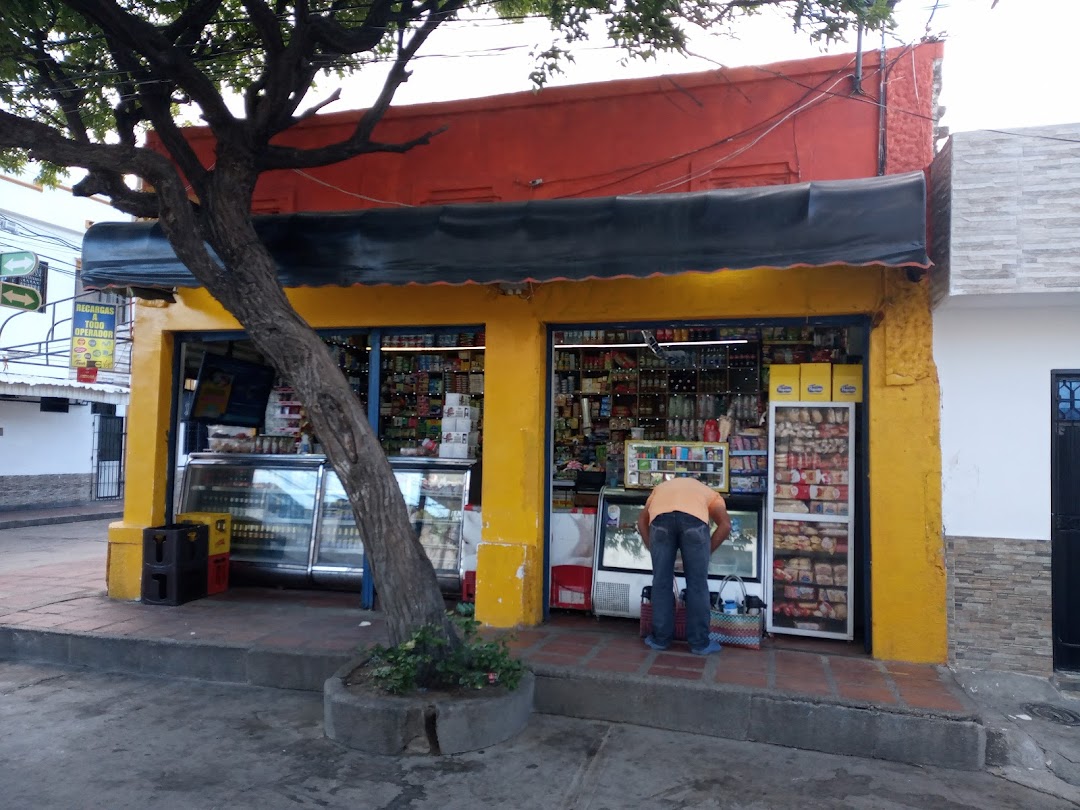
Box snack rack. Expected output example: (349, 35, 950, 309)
(765, 402, 855, 640)
(623, 440, 730, 492)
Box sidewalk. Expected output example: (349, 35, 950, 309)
(0, 546, 1076, 796)
(0, 501, 123, 530)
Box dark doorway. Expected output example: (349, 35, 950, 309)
(1052, 371, 1080, 671)
(93, 413, 126, 500)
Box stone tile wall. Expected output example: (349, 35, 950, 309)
(0, 473, 94, 510)
(946, 534, 1053, 675)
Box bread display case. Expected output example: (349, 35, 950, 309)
(765, 402, 855, 640)
(179, 453, 473, 592)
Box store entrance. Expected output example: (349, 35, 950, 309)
(169, 327, 485, 597)
(1052, 371, 1080, 671)
(546, 320, 870, 650)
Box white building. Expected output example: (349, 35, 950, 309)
(931, 124, 1080, 676)
(0, 172, 131, 510)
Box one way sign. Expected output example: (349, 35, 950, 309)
(0, 281, 41, 311)
(0, 251, 38, 278)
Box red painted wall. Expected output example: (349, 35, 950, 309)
(161, 43, 942, 213)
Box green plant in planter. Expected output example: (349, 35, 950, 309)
(367, 604, 524, 695)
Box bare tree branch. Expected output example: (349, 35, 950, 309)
(71, 170, 162, 219)
(61, 0, 237, 132)
(293, 87, 342, 123)
(261, 0, 463, 170)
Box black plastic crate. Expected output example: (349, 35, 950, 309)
(141, 560, 209, 606)
(143, 524, 209, 567)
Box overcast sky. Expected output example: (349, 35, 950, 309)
(323, 0, 1080, 137)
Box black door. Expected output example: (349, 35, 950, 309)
(1052, 372, 1080, 671)
(92, 413, 126, 500)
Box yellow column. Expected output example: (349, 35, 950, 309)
(107, 303, 175, 599)
(474, 306, 546, 627)
(868, 270, 946, 662)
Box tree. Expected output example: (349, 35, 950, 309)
(0, 0, 892, 665)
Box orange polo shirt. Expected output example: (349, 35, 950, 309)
(644, 477, 722, 525)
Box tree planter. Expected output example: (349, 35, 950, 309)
(324, 659, 535, 755)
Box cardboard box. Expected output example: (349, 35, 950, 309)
(768, 365, 801, 401)
(176, 511, 231, 555)
(441, 417, 471, 433)
(832, 364, 864, 402)
(799, 363, 832, 401)
(442, 431, 469, 444)
(444, 404, 472, 419)
(444, 393, 468, 408)
(439, 442, 470, 459)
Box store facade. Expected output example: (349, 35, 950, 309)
(85, 44, 948, 663)
(86, 171, 944, 665)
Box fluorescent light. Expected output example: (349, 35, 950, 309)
(659, 339, 749, 347)
(555, 339, 749, 349)
(381, 345, 485, 352)
(556, 343, 648, 349)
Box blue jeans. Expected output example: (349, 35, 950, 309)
(649, 511, 712, 650)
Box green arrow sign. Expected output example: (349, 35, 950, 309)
(0, 281, 41, 311)
(0, 251, 38, 278)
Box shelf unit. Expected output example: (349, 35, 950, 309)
(552, 338, 762, 485)
(379, 340, 485, 456)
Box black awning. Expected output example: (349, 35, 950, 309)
(81, 171, 928, 290)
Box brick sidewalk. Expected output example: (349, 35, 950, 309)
(0, 557, 969, 716)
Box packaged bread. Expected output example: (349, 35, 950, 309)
(774, 499, 809, 514)
(833, 565, 848, 585)
(813, 563, 834, 585)
(823, 588, 847, 603)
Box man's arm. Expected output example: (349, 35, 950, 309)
(637, 507, 651, 549)
(708, 497, 732, 553)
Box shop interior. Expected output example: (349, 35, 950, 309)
(162, 317, 869, 651)
(546, 320, 869, 648)
(170, 328, 485, 594)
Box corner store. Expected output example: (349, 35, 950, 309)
(85, 172, 944, 665)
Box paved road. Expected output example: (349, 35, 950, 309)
(0, 519, 109, 572)
(0, 662, 1070, 810)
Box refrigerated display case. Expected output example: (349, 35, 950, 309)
(765, 402, 855, 640)
(179, 453, 473, 592)
(590, 486, 763, 618)
(391, 459, 474, 591)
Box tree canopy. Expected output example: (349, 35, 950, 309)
(0, 0, 893, 201)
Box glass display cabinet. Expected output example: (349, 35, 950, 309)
(765, 402, 856, 640)
(179, 453, 474, 592)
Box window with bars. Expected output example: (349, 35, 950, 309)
(1057, 377, 1080, 422)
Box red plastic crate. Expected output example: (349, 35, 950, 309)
(550, 565, 592, 611)
(461, 570, 476, 603)
(207, 553, 229, 596)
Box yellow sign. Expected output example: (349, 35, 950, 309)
(70, 302, 116, 370)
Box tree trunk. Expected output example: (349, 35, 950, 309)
(157, 151, 461, 653)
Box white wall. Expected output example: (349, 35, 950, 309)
(0, 400, 95, 475)
(934, 298, 1080, 541)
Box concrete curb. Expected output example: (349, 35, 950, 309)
(0, 626, 352, 691)
(532, 663, 987, 771)
(0, 511, 122, 530)
(0, 625, 987, 771)
(324, 660, 535, 756)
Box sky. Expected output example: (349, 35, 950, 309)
(321, 0, 1080, 137)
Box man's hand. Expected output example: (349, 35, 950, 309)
(708, 497, 732, 553)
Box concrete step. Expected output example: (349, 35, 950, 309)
(0, 624, 987, 771)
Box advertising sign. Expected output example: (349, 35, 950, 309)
(70, 302, 116, 370)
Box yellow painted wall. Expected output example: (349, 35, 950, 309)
(108, 265, 945, 663)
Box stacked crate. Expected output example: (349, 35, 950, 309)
(177, 512, 232, 595)
(141, 524, 209, 605)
